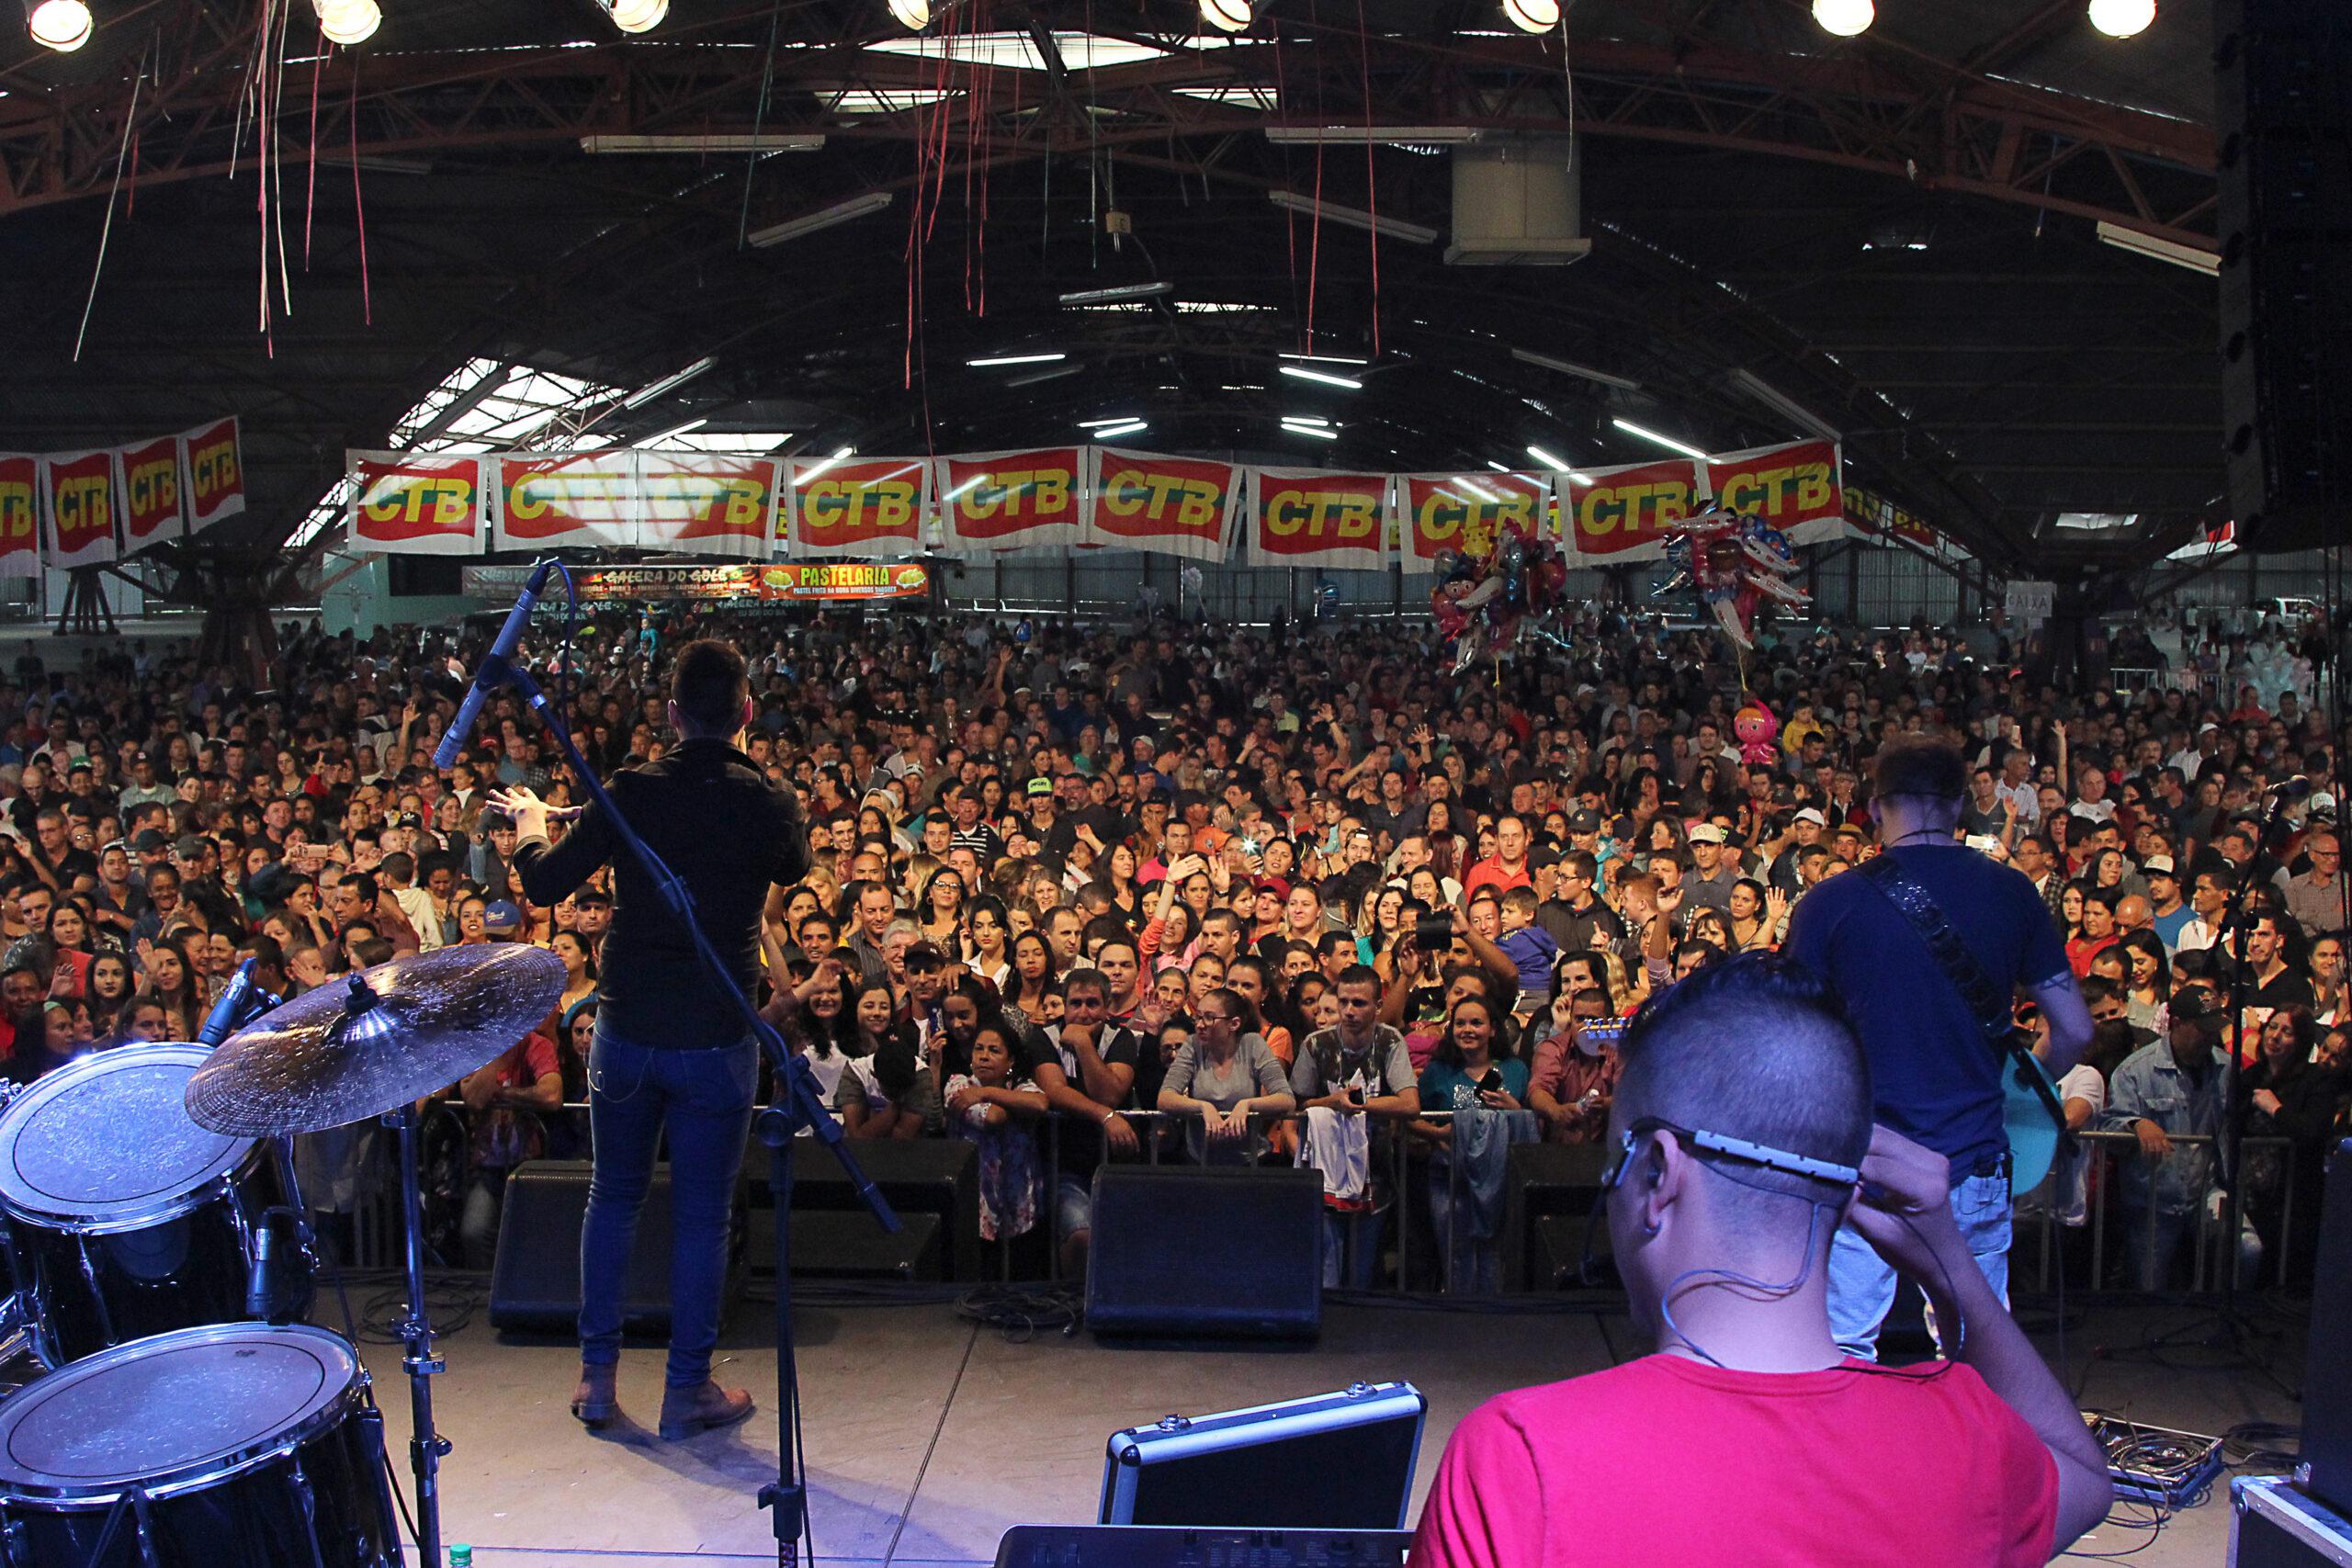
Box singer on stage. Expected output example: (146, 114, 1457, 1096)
(492, 639, 808, 1440)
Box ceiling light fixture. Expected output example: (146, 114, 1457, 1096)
(582, 134, 827, 153)
(2086, 0, 2154, 38)
(1611, 417, 1711, 461)
(797, 445, 855, 481)
(312, 0, 379, 44)
(1283, 421, 1340, 440)
(1502, 0, 1559, 33)
(1279, 351, 1373, 367)
(1278, 365, 1363, 390)
(2096, 220, 2217, 275)
(967, 352, 1067, 367)
(888, 0, 929, 28)
(1726, 368, 1842, 442)
(26, 0, 92, 49)
(600, 0, 667, 32)
(1091, 421, 1149, 440)
(1511, 348, 1641, 392)
(1283, 415, 1331, 426)
(746, 190, 894, 247)
(1264, 126, 1482, 145)
(619, 355, 717, 411)
(1526, 446, 1573, 471)
(1487, 460, 1510, 473)
(1058, 281, 1173, 305)
(1267, 190, 1440, 244)
(1811, 0, 1872, 35)
(1201, 0, 1250, 33)
(1079, 416, 1143, 427)
(1006, 363, 1084, 388)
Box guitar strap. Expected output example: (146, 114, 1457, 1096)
(1854, 854, 2011, 1042)
(1855, 853, 2070, 1148)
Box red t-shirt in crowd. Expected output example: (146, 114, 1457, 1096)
(1409, 1354, 2056, 1568)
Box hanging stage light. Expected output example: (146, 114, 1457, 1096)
(1811, 0, 1872, 36)
(1201, 0, 1251, 35)
(313, 0, 379, 46)
(25, 0, 93, 51)
(1502, 0, 1558, 33)
(2086, 0, 2154, 38)
(887, 0, 928, 28)
(600, 0, 667, 33)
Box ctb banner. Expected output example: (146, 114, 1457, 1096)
(0, 457, 41, 581)
(43, 449, 118, 570)
(936, 446, 1085, 556)
(786, 457, 928, 558)
(1247, 468, 1389, 570)
(346, 452, 486, 556)
(1084, 448, 1238, 561)
(1395, 470, 1550, 572)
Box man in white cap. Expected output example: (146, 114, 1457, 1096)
(2143, 856, 2193, 949)
(1769, 807, 1827, 895)
(1681, 823, 1739, 916)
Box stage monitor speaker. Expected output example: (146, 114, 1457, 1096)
(1503, 1142, 1610, 1290)
(2298, 1138, 2352, 1515)
(2215, 0, 2351, 551)
(487, 1160, 743, 1336)
(1085, 1166, 1323, 1341)
(777, 1137, 982, 1281)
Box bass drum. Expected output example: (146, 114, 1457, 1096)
(0, 1043, 312, 1367)
(0, 1322, 401, 1568)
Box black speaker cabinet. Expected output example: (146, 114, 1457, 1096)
(775, 1136, 982, 1280)
(1502, 1142, 1610, 1291)
(1086, 1165, 1323, 1341)
(487, 1160, 743, 1336)
(2299, 1139, 2352, 1516)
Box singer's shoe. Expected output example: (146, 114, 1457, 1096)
(570, 1364, 619, 1428)
(657, 1380, 754, 1441)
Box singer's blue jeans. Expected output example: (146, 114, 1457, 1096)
(578, 1023, 756, 1387)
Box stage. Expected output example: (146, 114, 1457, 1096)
(331, 1285, 2307, 1567)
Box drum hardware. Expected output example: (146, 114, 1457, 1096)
(187, 945, 567, 1568)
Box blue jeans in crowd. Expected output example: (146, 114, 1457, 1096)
(1826, 1169, 2011, 1359)
(579, 1023, 757, 1388)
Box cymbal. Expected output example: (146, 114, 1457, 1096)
(185, 944, 568, 1137)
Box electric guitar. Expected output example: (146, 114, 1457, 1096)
(2001, 1032, 2071, 1191)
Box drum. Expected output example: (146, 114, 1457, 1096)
(0, 1044, 311, 1367)
(0, 1323, 401, 1567)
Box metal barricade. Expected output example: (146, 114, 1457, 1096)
(2017, 1129, 2294, 1294)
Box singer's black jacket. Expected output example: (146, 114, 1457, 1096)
(514, 738, 806, 1049)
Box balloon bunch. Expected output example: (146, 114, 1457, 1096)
(1429, 515, 1572, 674)
(1653, 506, 1809, 650)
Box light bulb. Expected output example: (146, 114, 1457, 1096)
(604, 0, 665, 31)
(1503, 0, 1559, 32)
(1201, 0, 1251, 34)
(314, 0, 379, 45)
(26, 0, 92, 51)
(1811, 0, 1873, 36)
(888, 0, 929, 27)
(2087, 0, 2154, 38)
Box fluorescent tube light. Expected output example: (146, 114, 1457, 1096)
(1267, 190, 1439, 244)
(1526, 445, 1573, 471)
(1511, 348, 1640, 392)
(1279, 352, 1372, 366)
(1264, 126, 1482, 145)
(1091, 421, 1149, 439)
(1611, 418, 1711, 461)
(620, 356, 717, 411)
(1078, 416, 1143, 428)
(1279, 365, 1363, 390)
(1283, 420, 1340, 440)
(968, 352, 1067, 367)
(583, 134, 827, 153)
(797, 446, 855, 481)
(1283, 415, 1331, 426)
(1058, 281, 1173, 304)
(2095, 220, 2220, 276)
(747, 191, 895, 248)
(1727, 368, 1842, 442)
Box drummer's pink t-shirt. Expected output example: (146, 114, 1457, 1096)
(1408, 1354, 2056, 1568)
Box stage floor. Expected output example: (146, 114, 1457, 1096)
(344, 1285, 2307, 1567)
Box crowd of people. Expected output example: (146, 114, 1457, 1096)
(0, 596, 2344, 1290)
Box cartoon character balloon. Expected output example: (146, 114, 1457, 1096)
(1430, 516, 1572, 675)
(1732, 701, 1779, 767)
(1653, 506, 1808, 650)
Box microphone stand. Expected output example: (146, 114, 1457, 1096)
(462, 632, 898, 1568)
(2108, 787, 2292, 1392)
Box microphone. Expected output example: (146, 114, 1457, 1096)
(198, 958, 260, 1047)
(434, 558, 553, 771)
(246, 1219, 276, 1319)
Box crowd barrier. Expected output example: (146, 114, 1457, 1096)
(339, 1103, 2304, 1300)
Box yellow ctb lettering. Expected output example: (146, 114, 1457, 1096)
(804, 480, 914, 532)
(364, 479, 472, 526)
(0, 482, 35, 541)
(190, 439, 240, 501)
(1266, 490, 1376, 540)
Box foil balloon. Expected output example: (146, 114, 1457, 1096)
(1733, 701, 1779, 767)
(1429, 513, 1572, 674)
(1654, 506, 1809, 650)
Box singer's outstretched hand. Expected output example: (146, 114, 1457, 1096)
(488, 787, 551, 841)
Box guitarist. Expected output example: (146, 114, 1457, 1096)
(1786, 739, 2093, 1359)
